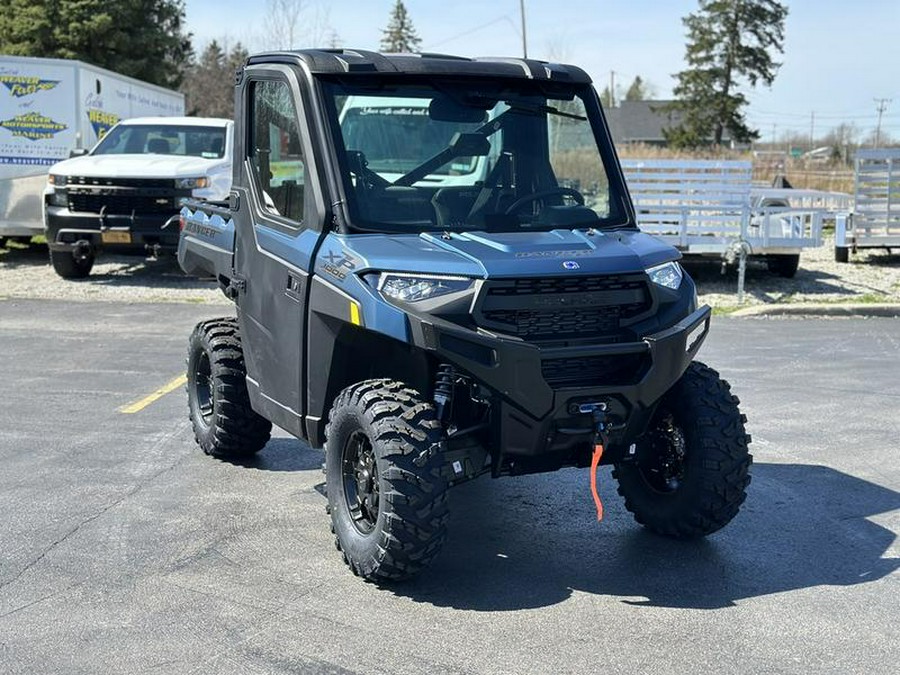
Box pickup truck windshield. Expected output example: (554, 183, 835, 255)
(325, 79, 627, 233)
(92, 125, 227, 159)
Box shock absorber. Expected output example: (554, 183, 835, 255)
(433, 364, 455, 423)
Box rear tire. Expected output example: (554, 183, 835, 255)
(766, 253, 800, 278)
(834, 246, 850, 263)
(325, 379, 449, 581)
(186, 318, 271, 458)
(613, 361, 752, 538)
(49, 248, 94, 278)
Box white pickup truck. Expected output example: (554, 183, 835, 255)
(43, 116, 232, 278)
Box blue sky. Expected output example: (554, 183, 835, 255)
(185, 0, 900, 141)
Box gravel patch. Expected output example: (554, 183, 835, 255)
(0, 243, 228, 305)
(690, 235, 900, 310)
(1, 236, 898, 309)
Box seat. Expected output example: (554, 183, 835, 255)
(147, 138, 170, 154)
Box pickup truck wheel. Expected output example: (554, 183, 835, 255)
(325, 379, 449, 581)
(613, 362, 752, 538)
(766, 253, 800, 278)
(186, 318, 271, 458)
(49, 249, 94, 279)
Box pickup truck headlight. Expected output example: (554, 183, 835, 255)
(48, 174, 67, 187)
(175, 177, 210, 190)
(646, 261, 683, 290)
(379, 273, 474, 303)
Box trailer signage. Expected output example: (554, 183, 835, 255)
(0, 112, 68, 141)
(0, 75, 60, 97)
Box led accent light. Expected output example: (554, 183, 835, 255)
(645, 261, 683, 290)
(379, 274, 474, 303)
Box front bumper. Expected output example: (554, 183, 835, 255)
(44, 205, 180, 253)
(408, 304, 711, 461)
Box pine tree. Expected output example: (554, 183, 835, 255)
(380, 0, 422, 53)
(181, 40, 248, 118)
(0, 0, 192, 88)
(665, 0, 788, 148)
(599, 86, 614, 109)
(624, 76, 650, 102)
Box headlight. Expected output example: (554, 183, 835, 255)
(48, 174, 67, 187)
(175, 176, 210, 190)
(379, 274, 474, 303)
(646, 261, 683, 290)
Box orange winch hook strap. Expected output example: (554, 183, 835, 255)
(590, 443, 604, 521)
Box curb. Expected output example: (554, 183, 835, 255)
(730, 303, 900, 318)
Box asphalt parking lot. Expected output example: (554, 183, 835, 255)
(0, 298, 897, 674)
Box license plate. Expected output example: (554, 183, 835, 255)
(101, 230, 132, 244)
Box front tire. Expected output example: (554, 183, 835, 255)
(325, 379, 449, 581)
(613, 362, 751, 538)
(49, 248, 94, 278)
(186, 318, 271, 458)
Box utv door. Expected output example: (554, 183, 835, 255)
(232, 67, 325, 437)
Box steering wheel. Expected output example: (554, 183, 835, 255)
(503, 187, 585, 215)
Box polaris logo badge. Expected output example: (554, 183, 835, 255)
(562, 261, 580, 270)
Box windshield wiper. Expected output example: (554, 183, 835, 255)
(507, 103, 586, 121)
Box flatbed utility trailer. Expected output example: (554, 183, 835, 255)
(621, 159, 829, 299)
(835, 149, 900, 262)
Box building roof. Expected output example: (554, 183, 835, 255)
(604, 100, 734, 145)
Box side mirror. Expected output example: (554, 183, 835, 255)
(69, 148, 89, 158)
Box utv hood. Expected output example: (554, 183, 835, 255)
(345, 228, 679, 278)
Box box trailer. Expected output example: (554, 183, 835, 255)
(0, 55, 184, 240)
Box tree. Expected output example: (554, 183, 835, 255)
(261, 0, 336, 50)
(665, 0, 788, 148)
(181, 40, 248, 118)
(624, 76, 653, 102)
(599, 86, 614, 109)
(380, 0, 422, 53)
(0, 1, 191, 88)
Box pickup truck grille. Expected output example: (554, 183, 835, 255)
(64, 176, 178, 215)
(476, 275, 652, 344)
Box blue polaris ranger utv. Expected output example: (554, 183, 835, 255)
(178, 49, 751, 581)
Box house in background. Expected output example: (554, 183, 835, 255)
(604, 100, 738, 148)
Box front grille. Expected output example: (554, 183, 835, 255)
(67, 176, 174, 189)
(541, 352, 649, 388)
(65, 176, 178, 215)
(68, 193, 176, 214)
(477, 275, 651, 343)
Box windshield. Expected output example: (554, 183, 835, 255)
(92, 124, 227, 158)
(325, 79, 626, 233)
(340, 100, 481, 176)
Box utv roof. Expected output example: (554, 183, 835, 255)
(246, 49, 592, 84)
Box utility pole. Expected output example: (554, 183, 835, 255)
(519, 0, 528, 58)
(874, 98, 891, 149)
(771, 122, 777, 149)
(609, 70, 616, 108)
(809, 111, 815, 151)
